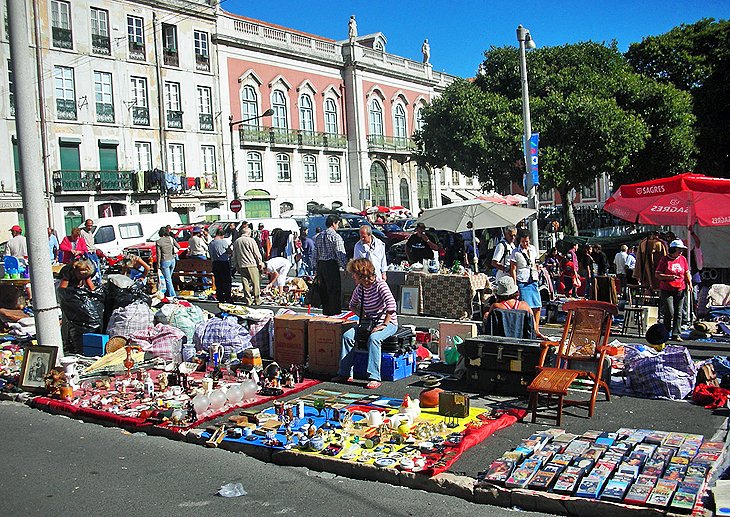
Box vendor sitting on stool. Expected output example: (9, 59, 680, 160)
(334, 258, 397, 390)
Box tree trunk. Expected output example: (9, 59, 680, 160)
(560, 187, 578, 236)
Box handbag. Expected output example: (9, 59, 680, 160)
(354, 285, 382, 349)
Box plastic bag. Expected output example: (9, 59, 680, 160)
(58, 286, 106, 354)
(107, 302, 154, 338)
(154, 303, 204, 342)
(217, 483, 247, 497)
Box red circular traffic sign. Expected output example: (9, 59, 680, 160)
(230, 199, 242, 213)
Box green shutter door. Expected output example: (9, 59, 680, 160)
(244, 199, 271, 218)
(98, 144, 118, 171)
(59, 143, 81, 170)
(64, 208, 84, 236)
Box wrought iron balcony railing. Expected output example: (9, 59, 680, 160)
(132, 106, 149, 126)
(52, 27, 73, 49)
(56, 98, 77, 120)
(96, 102, 115, 123)
(366, 134, 417, 152)
(91, 34, 111, 55)
(239, 126, 347, 149)
(53, 170, 134, 193)
(167, 110, 183, 129)
(199, 113, 213, 131)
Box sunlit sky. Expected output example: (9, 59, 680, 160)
(224, 0, 729, 77)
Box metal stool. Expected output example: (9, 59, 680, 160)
(622, 306, 647, 336)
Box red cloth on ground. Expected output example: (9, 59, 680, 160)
(423, 408, 526, 477)
(692, 383, 730, 409)
(415, 345, 431, 361)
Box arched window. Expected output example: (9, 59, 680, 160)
(368, 99, 383, 136)
(414, 106, 425, 132)
(328, 156, 341, 183)
(303, 154, 317, 183)
(246, 151, 262, 182)
(399, 178, 410, 210)
(241, 85, 258, 126)
(324, 98, 338, 135)
(280, 201, 293, 214)
(393, 104, 407, 141)
(417, 166, 433, 209)
(299, 94, 314, 133)
(272, 90, 288, 130)
(276, 153, 290, 182)
(369, 161, 389, 206)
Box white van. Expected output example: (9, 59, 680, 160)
(89, 212, 182, 258)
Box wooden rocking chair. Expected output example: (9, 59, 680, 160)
(527, 300, 618, 425)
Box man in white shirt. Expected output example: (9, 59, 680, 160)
(5, 225, 27, 259)
(491, 226, 516, 280)
(614, 245, 628, 290)
(264, 256, 292, 295)
(353, 225, 388, 280)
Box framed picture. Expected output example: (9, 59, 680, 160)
(399, 286, 419, 315)
(19, 345, 58, 393)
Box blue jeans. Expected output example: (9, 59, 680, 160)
(339, 323, 397, 382)
(160, 260, 176, 297)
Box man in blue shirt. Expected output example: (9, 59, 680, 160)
(297, 230, 315, 276)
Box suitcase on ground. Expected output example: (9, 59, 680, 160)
(381, 327, 415, 353)
(458, 335, 545, 395)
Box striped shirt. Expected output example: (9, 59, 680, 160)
(349, 277, 397, 326)
(313, 227, 347, 268)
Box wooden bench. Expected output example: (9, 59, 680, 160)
(171, 258, 215, 292)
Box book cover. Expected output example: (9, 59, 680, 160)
(663, 432, 686, 448)
(528, 464, 563, 491)
(553, 432, 578, 443)
(543, 443, 565, 454)
(505, 461, 540, 488)
(653, 446, 677, 463)
(686, 461, 711, 479)
(646, 431, 669, 445)
(617, 463, 640, 479)
(699, 441, 724, 452)
(634, 444, 657, 457)
(669, 488, 698, 513)
(551, 453, 574, 466)
(503, 450, 526, 462)
(641, 457, 667, 478)
(543, 428, 566, 438)
(572, 457, 595, 472)
(583, 446, 607, 460)
(646, 478, 678, 508)
(596, 433, 617, 447)
(624, 480, 654, 506)
(600, 475, 633, 501)
(552, 467, 584, 495)
(483, 459, 516, 485)
(575, 476, 607, 499)
(581, 430, 603, 440)
(564, 440, 591, 455)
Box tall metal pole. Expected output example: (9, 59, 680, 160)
(8, 1, 63, 361)
(517, 25, 540, 255)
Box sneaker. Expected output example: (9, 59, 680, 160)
(671, 335, 684, 342)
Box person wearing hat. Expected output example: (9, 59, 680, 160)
(5, 225, 27, 259)
(485, 276, 532, 316)
(655, 239, 692, 341)
(645, 322, 669, 352)
(405, 222, 439, 264)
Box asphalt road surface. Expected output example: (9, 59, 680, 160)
(0, 402, 549, 517)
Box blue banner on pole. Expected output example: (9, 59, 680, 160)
(529, 132, 539, 187)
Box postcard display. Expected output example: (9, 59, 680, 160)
(479, 428, 724, 514)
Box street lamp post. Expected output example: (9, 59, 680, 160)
(228, 108, 274, 210)
(517, 24, 540, 254)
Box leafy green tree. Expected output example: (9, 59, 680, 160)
(626, 18, 730, 177)
(416, 42, 695, 235)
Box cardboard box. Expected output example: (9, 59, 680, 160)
(438, 321, 477, 361)
(308, 317, 351, 375)
(273, 314, 311, 367)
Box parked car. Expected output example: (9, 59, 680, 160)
(374, 222, 411, 245)
(397, 218, 418, 232)
(336, 228, 389, 260)
(123, 225, 199, 264)
(88, 212, 182, 259)
(387, 229, 465, 267)
(304, 213, 388, 246)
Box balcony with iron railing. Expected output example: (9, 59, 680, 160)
(367, 134, 417, 152)
(92, 33, 111, 55)
(52, 26, 73, 49)
(132, 106, 149, 126)
(239, 126, 347, 149)
(128, 40, 145, 60)
(167, 110, 183, 129)
(56, 98, 77, 120)
(52, 170, 135, 193)
(96, 103, 115, 123)
(163, 48, 179, 67)
(10, 97, 15, 118)
(195, 53, 210, 72)
(199, 113, 213, 131)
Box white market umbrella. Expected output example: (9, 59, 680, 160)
(417, 199, 537, 268)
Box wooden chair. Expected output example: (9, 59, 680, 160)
(527, 300, 618, 425)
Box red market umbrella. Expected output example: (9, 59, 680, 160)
(603, 173, 730, 227)
(367, 205, 390, 214)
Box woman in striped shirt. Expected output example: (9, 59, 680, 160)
(335, 258, 398, 389)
